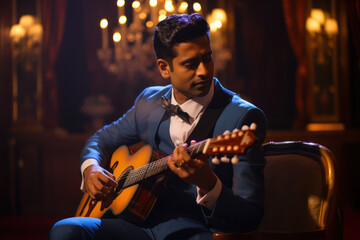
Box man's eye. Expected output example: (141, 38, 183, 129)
(184, 61, 199, 69)
(203, 55, 212, 63)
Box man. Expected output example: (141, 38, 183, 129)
(49, 13, 267, 240)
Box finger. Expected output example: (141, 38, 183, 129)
(172, 147, 182, 168)
(241, 125, 249, 131)
(103, 170, 118, 187)
(250, 123, 257, 130)
(168, 156, 180, 172)
(190, 140, 196, 145)
(86, 182, 103, 199)
(88, 191, 96, 200)
(92, 177, 109, 194)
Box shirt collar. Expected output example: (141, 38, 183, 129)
(171, 80, 214, 121)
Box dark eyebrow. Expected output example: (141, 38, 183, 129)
(180, 50, 213, 65)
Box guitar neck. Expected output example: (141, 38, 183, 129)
(122, 140, 208, 188)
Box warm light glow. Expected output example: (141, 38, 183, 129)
(159, 9, 167, 16)
(146, 20, 154, 28)
(127, 33, 135, 42)
(310, 9, 325, 25)
(117, 0, 125, 7)
(193, 2, 201, 12)
(165, 0, 175, 12)
(214, 20, 222, 29)
(159, 14, 167, 22)
(149, 0, 157, 7)
(19, 15, 35, 30)
(132, 1, 140, 9)
(178, 2, 188, 13)
(119, 16, 127, 24)
(100, 19, 108, 29)
(10, 24, 26, 40)
(212, 8, 227, 24)
(209, 23, 217, 33)
(28, 24, 43, 42)
(325, 18, 338, 35)
(113, 32, 121, 42)
(139, 12, 147, 20)
(306, 17, 321, 33)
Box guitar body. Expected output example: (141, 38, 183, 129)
(75, 144, 166, 224)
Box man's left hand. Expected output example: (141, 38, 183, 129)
(168, 141, 217, 195)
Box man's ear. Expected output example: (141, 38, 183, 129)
(157, 59, 171, 79)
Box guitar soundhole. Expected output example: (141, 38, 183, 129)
(115, 166, 134, 194)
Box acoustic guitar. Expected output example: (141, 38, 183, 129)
(75, 130, 256, 224)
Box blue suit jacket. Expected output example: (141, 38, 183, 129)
(80, 78, 267, 237)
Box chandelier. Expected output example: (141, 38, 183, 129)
(97, 0, 230, 82)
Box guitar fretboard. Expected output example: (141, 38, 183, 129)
(121, 140, 208, 189)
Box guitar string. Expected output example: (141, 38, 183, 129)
(120, 141, 207, 188)
(116, 132, 250, 190)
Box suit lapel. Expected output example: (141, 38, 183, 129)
(186, 79, 234, 143)
(147, 88, 172, 149)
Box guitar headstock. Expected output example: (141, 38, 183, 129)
(202, 130, 256, 164)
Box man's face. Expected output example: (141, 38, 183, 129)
(168, 35, 214, 104)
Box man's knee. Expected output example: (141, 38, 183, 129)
(49, 217, 100, 240)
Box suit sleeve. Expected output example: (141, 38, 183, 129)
(202, 106, 267, 233)
(79, 91, 145, 168)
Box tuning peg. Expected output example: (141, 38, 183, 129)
(231, 155, 240, 164)
(212, 156, 220, 165)
(221, 155, 230, 163)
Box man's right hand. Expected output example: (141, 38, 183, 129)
(83, 165, 118, 199)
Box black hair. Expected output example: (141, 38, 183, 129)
(153, 13, 210, 61)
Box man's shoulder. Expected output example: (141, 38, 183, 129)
(139, 84, 172, 99)
(230, 94, 259, 110)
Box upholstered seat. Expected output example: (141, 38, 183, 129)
(213, 141, 342, 240)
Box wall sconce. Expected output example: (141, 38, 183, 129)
(10, 15, 43, 72)
(305, 8, 344, 131)
(9, 14, 43, 130)
(306, 9, 338, 65)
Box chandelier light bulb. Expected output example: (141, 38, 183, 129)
(113, 32, 121, 42)
(149, 0, 157, 7)
(165, 0, 175, 12)
(100, 19, 108, 29)
(117, 0, 125, 7)
(193, 2, 201, 12)
(178, 2, 188, 13)
(132, 1, 140, 9)
(119, 16, 127, 24)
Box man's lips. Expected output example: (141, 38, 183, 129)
(192, 79, 211, 88)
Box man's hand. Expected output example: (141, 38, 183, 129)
(168, 141, 217, 196)
(83, 165, 118, 199)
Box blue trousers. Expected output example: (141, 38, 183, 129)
(48, 217, 213, 240)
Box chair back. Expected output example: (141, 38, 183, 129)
(257, 141, 337, 232)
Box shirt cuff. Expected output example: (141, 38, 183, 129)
(196, 176, 222, 210)
(80, 158, 99, 190)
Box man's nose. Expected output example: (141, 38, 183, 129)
(196, 61, 209, 76)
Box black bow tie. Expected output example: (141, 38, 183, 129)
(161, 96, 190, 123)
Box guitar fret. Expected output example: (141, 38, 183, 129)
(123, 156, 169, 188)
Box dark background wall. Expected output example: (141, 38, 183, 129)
(0, 2, 359, 239)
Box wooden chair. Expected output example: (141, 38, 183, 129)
(213, 141, 342, 240)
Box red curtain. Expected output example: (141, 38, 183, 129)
(282, 0, 309, 129)
(42, 0, 67, 129)
(347, 0, 360, 58)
